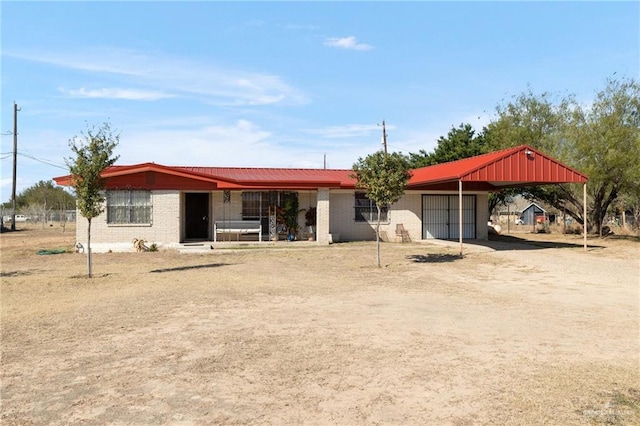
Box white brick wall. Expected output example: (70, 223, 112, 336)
(76, 191, 180, 252)
(316, 189, 330, 244)
(329, 191, 376, 241)
(326, 190, 489, 242)
(75, 188, 489, 251)
(212, 191, 242, 222)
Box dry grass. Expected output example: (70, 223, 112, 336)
(1, 224, 639, 425)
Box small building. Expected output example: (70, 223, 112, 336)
(520, 202, 548, 225)
(53, 145, 588, 252)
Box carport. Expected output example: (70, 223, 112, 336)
(407, 145, 589, 256)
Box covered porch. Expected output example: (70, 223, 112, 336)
(407, 145, 589, 255)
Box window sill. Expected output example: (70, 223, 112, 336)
(107, 223, 152, 227)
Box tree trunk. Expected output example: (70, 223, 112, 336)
(590, 185, 618, 237)
(87, 218, 92, 278)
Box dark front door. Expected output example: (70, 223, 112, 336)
(185, 193, 210, 240)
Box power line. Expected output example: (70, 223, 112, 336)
(17, 152, 67, 169)
(0, 150, 67, 169)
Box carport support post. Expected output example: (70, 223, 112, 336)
(459, 180, 463, 258)
(583, 183, 587, 251)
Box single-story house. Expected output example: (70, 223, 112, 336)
(53, 145, 588, 253)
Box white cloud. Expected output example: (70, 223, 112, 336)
(62, 87, 175, 101)
(112, 119, 391, 170)
(324, 36, 373, 51)
(118, 120, 275, 167)
(8, 48, 308, 106)
(4, 49, 147, 76)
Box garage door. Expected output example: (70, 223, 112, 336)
(422, 195, 476, 239)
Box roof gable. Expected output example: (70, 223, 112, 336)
(408, 145, 587, 189)
(522, 202, 547, 213)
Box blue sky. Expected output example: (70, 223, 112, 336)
(1, 1, 638, 201)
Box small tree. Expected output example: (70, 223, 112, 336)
(65, 123, 119, 277)
(352, 151, 412, 267)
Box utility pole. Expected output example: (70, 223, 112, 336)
(11, 102, 19, 231)
(380, 120, 388, 155)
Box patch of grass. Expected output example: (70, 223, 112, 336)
(579, 387, 640, 425)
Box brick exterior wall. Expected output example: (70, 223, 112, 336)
(316, 189, 330, 244)
(75, 189, 488, 251)
(327, 190, 489, 242)
(75, 190, 180, 252)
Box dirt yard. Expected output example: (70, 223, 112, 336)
(1, 225, 638, 425)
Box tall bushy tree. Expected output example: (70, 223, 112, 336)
(485, 88, 572, 155)
(66, 123, 119, 277)
(408, 123, 489, 168)
(564, 77, 640, 235)
(12, 180, 75, 210)
(408, 123, 512, 214)
(352, 151, 412, 267)
(486, 77, 640, 235)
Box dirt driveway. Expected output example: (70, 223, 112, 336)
(1, 226, 639, 425)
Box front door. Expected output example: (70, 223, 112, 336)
(185, 193, 210, 240)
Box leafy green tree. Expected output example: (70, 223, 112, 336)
(483, 89, 576, 221)
(485, 88, 572, 154)
(3, 180, 75, 211)
(408, 123, 512, 215)
(564, 77, 640, 235)
(14, 180, 75, 224)
(408, 123, 489, 168)
(486, 77, 640, 235)
(66, 122, 119, 277)
(352, 151, 412, 267)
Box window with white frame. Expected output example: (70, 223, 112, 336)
(106, 190, 152, 224)
(354, 192, 388, 222)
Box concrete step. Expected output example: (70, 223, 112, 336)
(177, 243, 214, 254)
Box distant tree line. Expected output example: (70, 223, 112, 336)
(2, 180, 76, 223)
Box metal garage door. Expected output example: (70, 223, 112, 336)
(422, 195, 476, 239)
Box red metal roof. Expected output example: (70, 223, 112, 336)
(53, 145, 587, 191)
(54, 163, 357, 190)
(408, 145, 587, 190)
(176, 166, 355, 188)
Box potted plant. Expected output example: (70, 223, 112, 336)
(280, 195, 303, 241)
(305, 207, 316, 241)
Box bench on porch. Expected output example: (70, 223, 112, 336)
(214, 220, 262, 242)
